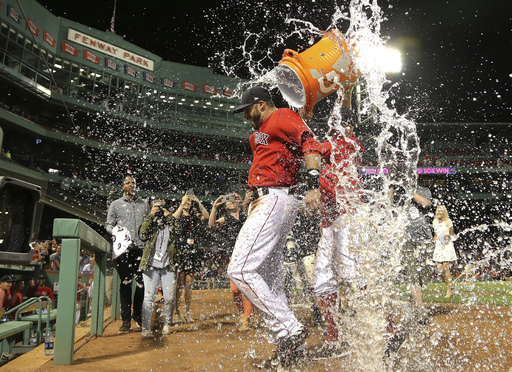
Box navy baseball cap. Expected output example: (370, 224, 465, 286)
(0, 275, 15, 283)
(232, 86, 272, 113)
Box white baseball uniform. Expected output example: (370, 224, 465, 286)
(313, 133, 364, 297)
(227, 108, 321, 343)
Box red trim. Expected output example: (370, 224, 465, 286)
(238, 195, 292, 336)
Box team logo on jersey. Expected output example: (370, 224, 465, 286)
(255, 132, 269, 145)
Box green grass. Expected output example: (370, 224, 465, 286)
(420, 280, 512, 306)
(290, 280, 512, 306)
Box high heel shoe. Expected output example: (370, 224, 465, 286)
(444, 286, 453, 298)
(183, 313, 194, 323)
(237, 316, 250, 332)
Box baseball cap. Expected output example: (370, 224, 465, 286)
(232, 86, 272, 113)
(35, 274, 45, 280)
(0, 275, 15, 283)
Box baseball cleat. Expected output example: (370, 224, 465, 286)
(273, 328, 310, 367)
(384, 332, 407, 358)
(308, 341, 349, 360)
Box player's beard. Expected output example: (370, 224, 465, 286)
(249, 106, 263, 130)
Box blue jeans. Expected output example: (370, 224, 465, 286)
(142, 266, 177, 331)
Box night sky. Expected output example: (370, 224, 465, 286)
(36, 0, 511, 123)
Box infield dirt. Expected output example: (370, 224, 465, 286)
(7, 288, 512, 372)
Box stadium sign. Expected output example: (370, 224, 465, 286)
(67, 28, 154, 71)
(361, 167, 456, 175)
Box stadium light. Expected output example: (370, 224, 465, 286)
(358, 46, 402, 74)
(381, 48, 402, 73)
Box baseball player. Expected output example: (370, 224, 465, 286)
(384, 184, 433, 357)
(283, 206, 323, 326)
(312, 106, 364, 359)
(227, 86, 321, 368)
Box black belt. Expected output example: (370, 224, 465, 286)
(254, 187, 297, 198)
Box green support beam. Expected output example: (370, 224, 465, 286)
(52, 218, 113, 365)
(90, 251, 106, 336)
(53, 238, 80, 365)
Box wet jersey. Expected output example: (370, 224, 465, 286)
(248, 108, 321, 189)
(320, 134, 364, 228)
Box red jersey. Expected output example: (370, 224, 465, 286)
(320, 134, 363, 228)
(248, 108, 321, 189)
(9, 291, 23, 309)
(28, 285, 54, 300)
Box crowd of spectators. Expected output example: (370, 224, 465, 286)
(0, 274, 54, 316)
(418, 148, 512, 169)
(3, 98, 512, 209)
(0, 99, 252, 171)
(0, 241, 98, 324)
(31, 239, 61, 270)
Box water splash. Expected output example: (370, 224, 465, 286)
(214, 1, 425, 370)
(212, 0, 512, 370)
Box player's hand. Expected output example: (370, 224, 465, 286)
(303, 189, 320, 215)
(299, 107, 313, 121)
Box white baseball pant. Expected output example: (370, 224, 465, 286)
(313, 212, 359, 297)
(228, 188, 301, 342)
(285, 254, 316, 293)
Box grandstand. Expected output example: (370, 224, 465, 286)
(0, 0, 510, 252)
(0, 0, 255, 235)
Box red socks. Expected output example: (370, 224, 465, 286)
(320, 293, 339, 343)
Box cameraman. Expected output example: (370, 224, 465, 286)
(139, 199, 183, 338)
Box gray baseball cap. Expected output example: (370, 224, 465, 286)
(232, 86, 272, 113)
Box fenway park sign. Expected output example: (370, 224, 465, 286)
(68, 28, 154, 71)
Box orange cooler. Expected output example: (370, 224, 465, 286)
(275, 30, 359, 117)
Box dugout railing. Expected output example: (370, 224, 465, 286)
(52, 218, 119, 365)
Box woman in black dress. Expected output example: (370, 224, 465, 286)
(174, 191, 209, 323)
(209, 193, 251, 331)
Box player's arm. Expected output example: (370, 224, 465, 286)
(413, 192, 430, 208)
(303, 152, 322, 212)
